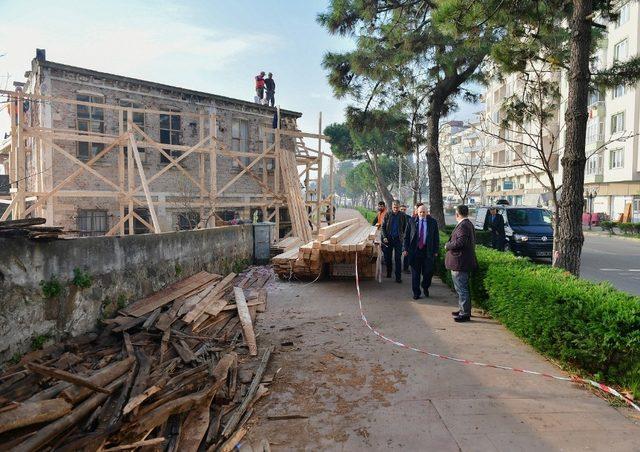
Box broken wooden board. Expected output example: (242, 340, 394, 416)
(233, 287, 257, 356)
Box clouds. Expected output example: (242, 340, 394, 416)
(0, 1, 280, 88)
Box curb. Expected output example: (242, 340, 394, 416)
(583, 230, 640, 242)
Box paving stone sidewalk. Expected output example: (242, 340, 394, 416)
(245, 209, 640, 451)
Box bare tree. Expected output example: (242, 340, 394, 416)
(476, 63, 636, 258)
(439, 126, 486, 205)
(169, 173, 215, 230)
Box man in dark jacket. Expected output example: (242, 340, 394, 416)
(488, 207, 506, 251)
(445, 205, 478, 322)
(265, 72, 276, 107)
(381, 200, 408, 282)
(403, 204, 439, 299)
(400, 205, 411, 273)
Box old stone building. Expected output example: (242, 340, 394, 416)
(12, 50, 303, 235)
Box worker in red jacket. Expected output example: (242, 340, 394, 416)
(255, 72, 266, 103)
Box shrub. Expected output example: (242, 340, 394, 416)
(356, 207, 377, 224)
(619, 222, 640, 236)
(483, 265, 640, 396)
(31, 334, 50, 350)
(71, 267, 92, 288)
(600, 221, 617, 234)
(40, 276, 62, 299)
(441, 224, 491, 247)
(436, 230, 640, 397)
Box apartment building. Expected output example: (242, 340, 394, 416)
(479, 2, 640, 219)
(439, 119, 485, 206)
(481, 70, 561, 207)
(3, 50, 303, 235)
(569, 1, 640, 221)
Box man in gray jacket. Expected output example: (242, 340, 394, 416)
(445, 205, 478, 322)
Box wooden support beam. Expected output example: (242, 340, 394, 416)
(118, 109, 125, 236)
(316, 111, 323, 231)
(129, 135, 161, 233)
(21, 133, 129, 218)
(209, 113, 217, 227)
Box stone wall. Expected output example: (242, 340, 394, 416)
(0, 225, 254, 361)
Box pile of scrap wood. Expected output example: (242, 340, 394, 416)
(0, 218, 67, 240)
(0, 267, 276, 451)
(272, 218, 379, 280)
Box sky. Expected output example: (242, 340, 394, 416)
(0, 0, 480, 163)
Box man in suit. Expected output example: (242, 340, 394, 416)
(400, 205, 412, 273)
(403, 204, 439, 299)
(381, 200, 408, 282)
(445, 205, 478, 322)
(488, 207, 506, 251)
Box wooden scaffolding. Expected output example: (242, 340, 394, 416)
(0, 91, 335, 240)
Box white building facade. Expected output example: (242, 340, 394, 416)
(572, 1, 640, 221)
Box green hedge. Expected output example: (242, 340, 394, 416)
(436, 232, 640, 397)
(619, 222, 640, 235)
(356, 206, 377, 224)
(442, 224, 492, 247)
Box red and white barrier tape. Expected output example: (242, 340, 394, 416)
(354, 252, 640, 413)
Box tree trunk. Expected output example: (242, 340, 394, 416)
(368, 152, 395, 206)
(426, 105, 446, 228)
(413, 144, 420, 207)
(554, 0, 591, 276)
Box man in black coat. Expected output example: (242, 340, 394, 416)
(445, 205, 478, 322)
(403, 204, 439, 299)
(381, 200, 408, 282)
(488, 207, 506, 251)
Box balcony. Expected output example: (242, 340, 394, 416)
(585, 120, 604, 149)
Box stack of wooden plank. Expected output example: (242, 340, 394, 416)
(278, 146, 313, 243)
(272, 219, 379, 280)
(269, 236, 303, 258)
(0, 218, 67, 240)
(0, 267, 275, 451)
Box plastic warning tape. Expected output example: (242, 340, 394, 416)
(353, 253, 640, 413)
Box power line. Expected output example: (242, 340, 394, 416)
(0, 166, 52, 192)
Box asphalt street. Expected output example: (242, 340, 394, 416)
(580, 234, 640, 296)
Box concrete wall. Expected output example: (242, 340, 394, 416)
(0, 225, 253, 361)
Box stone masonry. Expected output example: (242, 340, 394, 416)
(21, 51, 301, 232)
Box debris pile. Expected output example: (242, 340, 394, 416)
(0, 267, 275, 451)
(0, 218, 67, 240)
(272, 218, 379, 280)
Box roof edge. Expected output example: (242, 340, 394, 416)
(35, 59, 303, 118)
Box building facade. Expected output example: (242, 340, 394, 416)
(481, 69, 561, 208)
(479, 2, 640, 219)
(3, 50, 306, 235)
(568, 1, 640, 221)
(439, 119, 485, 207)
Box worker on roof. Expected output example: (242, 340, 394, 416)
(255, 72, 266, 103)
(265, 72, 276, 107)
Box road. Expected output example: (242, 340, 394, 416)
(580, 234, 640, 296)
(445, 214, 640, 296)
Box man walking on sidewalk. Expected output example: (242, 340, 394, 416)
(400, 205, 411, 273)
(381, 200, 408, 282)
(403, 204, 439, 299)
(445, 205, 478, 322)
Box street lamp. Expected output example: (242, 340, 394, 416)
(584, 187, 598, 230)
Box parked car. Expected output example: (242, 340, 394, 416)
(475, 206, 553, 259)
